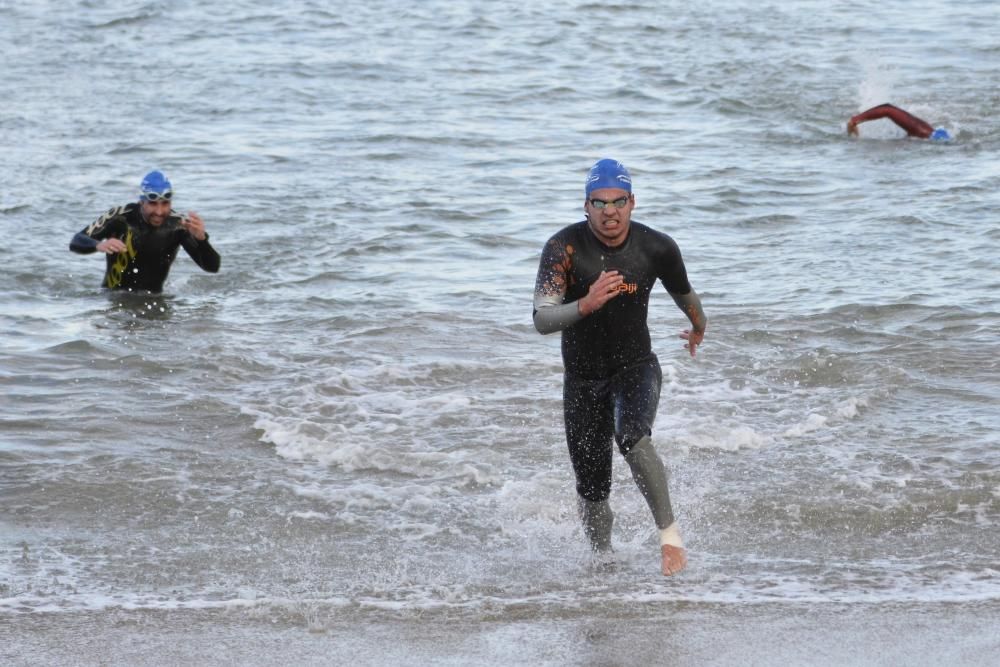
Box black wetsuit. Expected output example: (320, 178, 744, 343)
(533, 220, 693, 502)
(70, 203, 220, 293)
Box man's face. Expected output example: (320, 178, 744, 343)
(140, 198, 172, 227)
(584, 187, 634, 247)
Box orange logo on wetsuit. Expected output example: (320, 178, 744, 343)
(616, 282, 638, 295)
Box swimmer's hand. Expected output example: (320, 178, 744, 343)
(679, 329, 704, 357)
(847, 119, 859, 136)
(96, 238, 127, 254)
(179, 211, 207, 241)
(578, 270, 624, 316)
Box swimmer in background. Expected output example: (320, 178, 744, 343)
(847, 103, 951, 141)
(70, 170, 220, 293)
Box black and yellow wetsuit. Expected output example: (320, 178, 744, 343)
(70, 203, 220, 293)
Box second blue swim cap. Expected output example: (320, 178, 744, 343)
(930, 128, 952, 142)
(585, 159, 632, 195)
(139, 170, 173, 199)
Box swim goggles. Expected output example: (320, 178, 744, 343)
(141, 190, 173, 202)
(589, 196, 630, 210)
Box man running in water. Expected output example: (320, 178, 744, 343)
(532, 158, 707, 576)
(70, 170, 220, 293)
(847, 103, 951, 141)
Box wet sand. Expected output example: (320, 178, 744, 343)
(5, 601, 998, 666)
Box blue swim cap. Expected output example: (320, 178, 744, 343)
(930, 128, 952, 142)
(585, 158, 632, 196)
(139, 170, 173, 200)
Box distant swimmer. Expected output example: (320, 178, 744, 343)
(532, 158, 708, 576)
(70, 170, 221, 293)
(847, 103, 952, 141)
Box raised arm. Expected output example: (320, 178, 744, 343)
(70, 207, 128, 255)
(847, 103, 934, 138)
(532, 236, 623, 334)
(177, 211, 221, 273)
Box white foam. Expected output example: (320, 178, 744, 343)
(833, 395, 867, 419)
(287, 510, 330, 521)
(856, 56, 896, 114)
(5, 561, 1000, 618)
(783, 412, 829, 438)
(674, 424, 773, 452)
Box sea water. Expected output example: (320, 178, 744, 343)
(2, 1, 998, 665)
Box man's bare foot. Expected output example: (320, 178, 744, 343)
(661, 544, 687, 576)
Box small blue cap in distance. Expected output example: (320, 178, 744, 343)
(930, 128, 952, 142)
(139, 170, 172, 199)
(585, 159, 632, 196)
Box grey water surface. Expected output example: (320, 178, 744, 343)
(2, 1, 998, 665)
